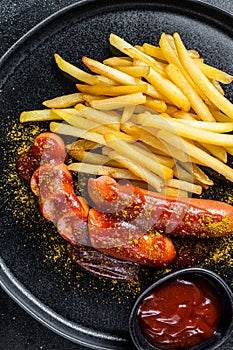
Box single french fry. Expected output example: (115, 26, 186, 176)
(68, 149, 121, 168)
(198, 142, 227, 163)
(146, 67, 191, 111)
(160, 187, 188, 198)
(76, 83, 147, 96)
(165, 118, 233, 133)
(104, 133, 174, 180)
(108, 150, 164, 191)
(20, 109, 61, 122)
(158, 129, 233, 183)
(82, 56, 144, 86)
(66, 139, 98, 152)
(165, 63, 215, 122)
(103, 56, 132, 66)
(144, 96, 167, 113)
(194, 60, 233, 84)
(68, 162, 141, 180)
(188, 50, 200, 59)
(173, 32, 233, 119)
(117, 65, 150, 78)
(209, 108, 232, 122)
(138, 112, 233, 147)
(54, 54, 97, 85)
(133, 105, 161, 115)
(50, 122, 106, 145)
(89, 92, 146, 110)
(212, 80, 224, 95)
(165, 105, 179, 116)
(179, 162, 213, 187)
(82, 94, 106, 103)
(166, 178, 202, 195)
(191, 163, 214, 186)
(142, 43, 166, 61)
(42, 93, 84, 108)
(95, 75, 119, 86)
(173, 163, 194, 183)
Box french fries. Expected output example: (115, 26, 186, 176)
(54, 54, 97, 85)
(89, 92, 146, 110)
(67, 162, 141, 180)
(173, 32, 233, 119)
(104, 133, 174, 181)
(42, 93, 84, 108)
(19, 32, 233, 196)
(20, 109, 61, 122)
(137, 112, 233, 147)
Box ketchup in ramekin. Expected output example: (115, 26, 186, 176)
(137, 276, 221, 349)
(129, 268, 233, 350)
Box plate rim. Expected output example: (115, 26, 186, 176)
(1, 0, 233, 349)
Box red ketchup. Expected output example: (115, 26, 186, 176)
(138, 277, 221, 349)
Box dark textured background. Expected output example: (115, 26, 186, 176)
(0, 1, 233, 349)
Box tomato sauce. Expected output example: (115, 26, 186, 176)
(138, 276, 221, 349)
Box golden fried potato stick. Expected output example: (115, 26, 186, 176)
(194, 60, 233, 84)
(166, 179, 202, 195)
(66, 139, 98, 152)
(197, 142, 227, 163)
(142, 43, 166, 61)
(76, 83, 147, 96)
(54, 54, 97, 85)
(179, 162, 213, 187)
(68, 149, 122, 168)
(89, 92, 146, 110)
(103, 56, 132, 66)
(164, 118, 233, 133)
(82, 56, 143, 86)
(42, 93, 84, 108)
(144, 96, 167, 113)
(117, 65, 150, 78)
(68, 162, 141, 180)
(172, 110, 198, 120)
(20, 109, 62, 122)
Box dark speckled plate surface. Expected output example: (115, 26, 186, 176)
(0, 0, 233, 349)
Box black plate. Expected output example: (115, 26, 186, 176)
(0, 1, 233, 349)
